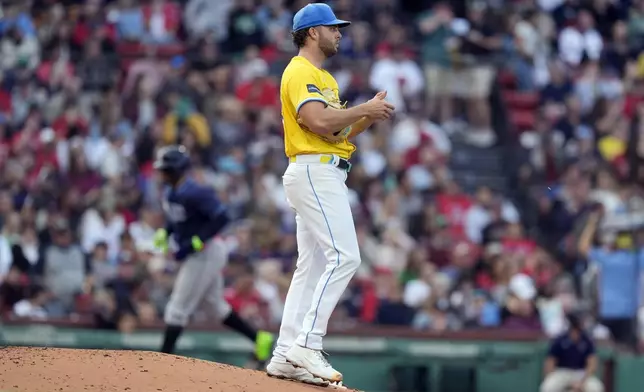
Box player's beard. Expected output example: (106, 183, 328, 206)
(318, 37, 339, 58)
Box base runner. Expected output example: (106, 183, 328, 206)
(152, 145, 274, 363)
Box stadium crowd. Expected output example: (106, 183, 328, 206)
(0, 0, 643, 351)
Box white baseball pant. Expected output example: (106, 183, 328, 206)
(273, 154, 361, 360)
(540, 369, 604, 392)
(163, 238, 232, 326)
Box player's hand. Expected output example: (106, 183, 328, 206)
(153, 229, 169, 253)
(363, 91, 395, 121)
(374, 91, 387, 100)
(570, 380, 583, 392)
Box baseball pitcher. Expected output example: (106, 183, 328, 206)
(266, 3, 395, 385)
(152, 145, 274, 363)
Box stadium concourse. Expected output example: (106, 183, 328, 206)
(0, 0, 643, 355)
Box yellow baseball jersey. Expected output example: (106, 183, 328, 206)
(280, 56, 356, 159)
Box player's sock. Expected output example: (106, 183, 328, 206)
(160, 325, 184, 354)
(222, 311, 257, 341)
(222, 311, 274, 363)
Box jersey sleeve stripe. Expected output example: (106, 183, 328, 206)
(296, 97, 328, 114)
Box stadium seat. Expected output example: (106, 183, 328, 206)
(156, 43, 185, 57)
(509, 109, 536, 132)
(116, 42, 143, 57)
(497, 69, 517, 88)
(117, 42, 185, 58)
(120, 58, 137, 71)
(502, 91, 539, 110)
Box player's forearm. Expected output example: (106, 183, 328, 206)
(311, 105, 368, 136)
(543, 357, 555, 377)
(347, 116, 374, 139)
(582, 356, 597, 382)
(578, 213, 600, 256)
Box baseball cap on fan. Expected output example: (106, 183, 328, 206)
(292, 3, 351, 32)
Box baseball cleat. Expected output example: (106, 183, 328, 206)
(266, 360, 329, 386)
(285, 345, 343, 383)
(254, 331, 275, 362)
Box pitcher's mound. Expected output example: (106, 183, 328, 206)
(0, 346, 328, 392)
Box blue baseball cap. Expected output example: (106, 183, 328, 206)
(292, 3, 351, 32)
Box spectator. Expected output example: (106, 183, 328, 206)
(627, 0, 644, 49)
(508, 10, 545, 91)
(502, 273, 542, 330)
(92, 287, 120, 330)
(234, 47, 279, 110)
(129, 206, 161, 252)
(0, 27, 40, 72)
(256, 0, 292, 52)
(540, 313, 604, 392)
(0, 266, 26, 314)
(77, 39, 116, 94)
(558, 9, 603, 67)
(13, 284, 49, 320)
(0, 222, 13, 278)
(455, 1, 502, 146)
(161, 95, 211, 148)
(225, 272, 268, 328)
(224, 0, 264, 54)
(42, 218, 88, 316)
(369, 26, 424, 113)
(540, 59, 574, 115)
(88, 242, 117, 291)
(121, 46, 167, 97)
(80, 192, 126, 260)
(0, 4, 37, 38)
(183, 0, 233, 41)
(538, 274, 577, 337)
(411, 271, 454, 331)
(36, 44, 76, 93)
(464, 186, 520, 244)
(114, 0, 145, 42)
(141, 0, 181, 44)
(418, 2, 456, 126)
(577, 208, 644, 346)
(403, 261, 435, 309)
(253, 259, 285, 326)
(10, 226, 41, 277)
(376, 273, 416, 326)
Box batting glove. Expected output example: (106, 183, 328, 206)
(191, 236, 204, 252)
(175, 236, 204, 261)
(153, 229, 169, 253)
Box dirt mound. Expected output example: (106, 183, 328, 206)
(0, 346, 329, 392)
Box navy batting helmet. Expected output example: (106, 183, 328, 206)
(153, 145, 190, 173)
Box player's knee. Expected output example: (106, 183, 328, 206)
(340, 250, 361, 271)
(215, 302, 232, 322)
(584, 379, 604, 392)
(164, 308, 189, 327)
(539, 376, 557, 392)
